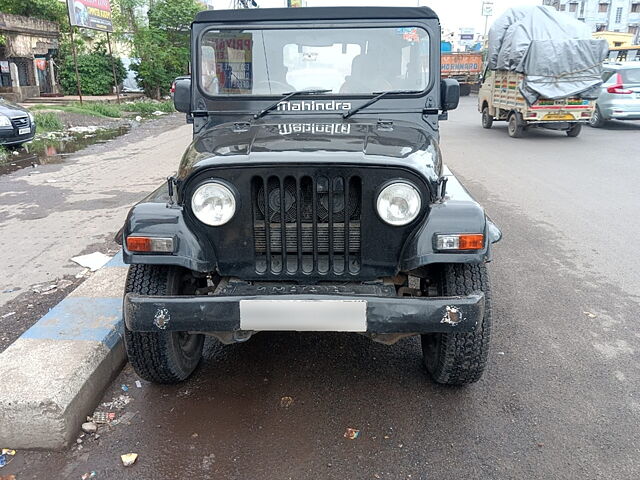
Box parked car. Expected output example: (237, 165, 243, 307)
(0, 97, 36, 147)
(589, 61, 640, 127)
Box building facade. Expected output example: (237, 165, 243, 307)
(0, 14, 60, 102)
(543, 0, 640, 43)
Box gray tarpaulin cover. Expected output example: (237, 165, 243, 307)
(487, 6, 609, 103)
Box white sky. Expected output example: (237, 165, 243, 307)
(212, 0, 542, 34)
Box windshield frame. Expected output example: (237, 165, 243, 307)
(195, 21, 435, 102)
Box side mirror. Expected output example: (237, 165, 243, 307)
(173, 77, 191, 113)
(441, 78, 460, 111)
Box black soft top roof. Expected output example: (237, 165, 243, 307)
(194, 7, 438, 24)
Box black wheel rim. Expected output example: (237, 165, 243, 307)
(168, 271, 204, 363)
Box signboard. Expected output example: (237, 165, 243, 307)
(67, 0, 113, 32)
(459, 28, 476, 47)
(482, 2, 494, 16)
(210, 33, 253, 94)
(0, 61, 9, 74)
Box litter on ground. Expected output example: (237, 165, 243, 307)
(121, 453, 138, 467)
(71, 252, 111, 271)
(344, 428, 360, 440)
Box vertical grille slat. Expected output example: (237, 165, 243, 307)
(328, 176, 334, 272)
(295, 176, 303, 272)
(252, 173, 361, 275)
(263, 177, 271, 273)
(344, 176, 350, 273)
(312, 177, 318, 272)
(279, 176, 287, 273)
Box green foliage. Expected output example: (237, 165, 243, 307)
(129, 0, 203, 99)
(70, 101, 122, 118)
(34, 112, 64, 132)
(0, 145, 8, 164)
(120, 99, 175, 114)
(30, 99, 174, 119)
(0, 0, 67, 24)
(60, 50, 126, 96)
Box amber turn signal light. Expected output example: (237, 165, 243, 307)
(126, 236, 174, 253)
(436, 234, 484, 251)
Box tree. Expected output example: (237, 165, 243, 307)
(59, 48, 126, 95)
(129, 0, 203, 99)
(0, 0, 67, 24)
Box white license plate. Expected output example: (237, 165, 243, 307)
(18, 127, 30, 135)
(239, 299, 367, 332)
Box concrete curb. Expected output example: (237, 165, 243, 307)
(0, 252, 128, 450)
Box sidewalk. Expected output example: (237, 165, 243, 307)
(22, 93, 146, 105)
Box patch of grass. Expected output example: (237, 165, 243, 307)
(34, 112, 64, 132)
(27, 98, 175, 122)
(29, 104, 113, 119)
(120, 99, 175, 115)
(0, 145, 8, 164)
(70, 101, 122, 118)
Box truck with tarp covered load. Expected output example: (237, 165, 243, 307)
(478, 6, 608, 138)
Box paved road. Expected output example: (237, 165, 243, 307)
(7, 98, 640, 479)
(0, 115, 191, 309)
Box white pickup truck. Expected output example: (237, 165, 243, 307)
(478, 70, 596, 138)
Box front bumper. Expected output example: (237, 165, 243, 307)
(124, 292, 485, 335)
(0, 126, 35, 145)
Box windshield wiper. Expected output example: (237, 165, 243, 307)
(254, 89, 332, 119)
(342, 90, 423, 119)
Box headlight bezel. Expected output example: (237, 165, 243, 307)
(190, 179, 238, 227)
(0, 114, 11, 128)
(375, 180, 423, 226)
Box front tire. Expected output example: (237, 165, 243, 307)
(481, 106, 493, 129)
(124, 264, 204, 384)
(421, 263, 492, 386)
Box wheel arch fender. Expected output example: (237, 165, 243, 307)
(399, 169, 502, 270)
(122, 183, 217, 272)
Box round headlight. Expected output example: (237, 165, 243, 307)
(376, 182, 421, 226)
(191, 182, 236, 226)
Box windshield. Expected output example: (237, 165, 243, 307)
(200, 27, 430, 96)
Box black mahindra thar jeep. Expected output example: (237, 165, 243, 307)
(120, 7, 501, 386)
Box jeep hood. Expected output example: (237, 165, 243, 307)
(177, 119, 442, 180)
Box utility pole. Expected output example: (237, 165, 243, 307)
(106, 32, 121, 104)
(481, 1, 494, 47)
(68, 26, 83, 105)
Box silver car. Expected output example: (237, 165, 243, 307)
(590, 61, 640, 127)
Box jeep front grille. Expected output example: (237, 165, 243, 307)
(252, 175, 361, 275)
